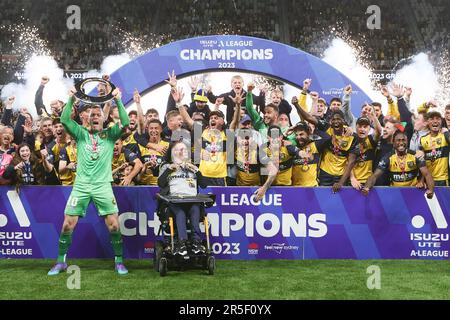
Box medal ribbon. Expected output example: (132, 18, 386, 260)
(209, 132, 218, 162)
(332, 134, 340, 155)
(359, 142, 365, 163)
(396, 153, 406, 178)
(90, 134, 98, 153)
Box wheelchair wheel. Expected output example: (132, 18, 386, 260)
(159, 257, 168, 277)
(207, 256, 215, 275)
(154, 241, 164, 272)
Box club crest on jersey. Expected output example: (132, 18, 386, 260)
(99, 132, 107, 139)
(436, 138, 442, 145)
(340, 141, 348, 148)
(407, 161, 415, 168)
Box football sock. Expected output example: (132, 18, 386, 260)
(110, 231, 123, 264)
(56, 231, 72, 263)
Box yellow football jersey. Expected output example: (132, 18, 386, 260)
(420, 132, 450, 182)
(377, 150, 426, 186)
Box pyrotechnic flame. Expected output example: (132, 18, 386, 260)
(0, 23, 52, 67)
(112, 26, 173, 58)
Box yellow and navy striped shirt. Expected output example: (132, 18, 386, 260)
(320, 127, 358, 177)
(420, 132, 450, 182)
(199, 129, 227, 178)
(377, 150, 426, 186)
(351, 135, 378, 183)
(287, 131, 330, 186)
(138, 140, 169, 185)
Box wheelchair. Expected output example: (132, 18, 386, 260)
(153, 193, 216, 277)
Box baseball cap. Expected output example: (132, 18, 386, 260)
(318, 97, 327, 105)
(240, 114, 252, 124)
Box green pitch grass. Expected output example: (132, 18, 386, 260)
(0, 259, 449, 300)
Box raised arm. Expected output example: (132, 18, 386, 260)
(367, 103, 382, 140)
(61, 88, 82, 138)
(13, 110, 27, 145)
(133, 89, 145, 135)
(253, 84, 267, 114)
(34, 77, 50, 116)
(172, 87, 194, 130)
(291, 95, 318, 126)
(309, 92, 320, 116)
(298, 79, 312, 112)
(114, 89, 130, 128)
(163, 71, 179, 121)
(342, 85, 355, 129)
(391, 84, 412, 124)
(404, 87, 413, 110)
(245, 83, 264, 129)
(229, 92, 245, 131)
(1, 96, 14, 126)
(188, 76, 201, 100)
(380, 85, 400, 120)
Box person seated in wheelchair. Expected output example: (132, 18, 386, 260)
(158, 140, 208, 256)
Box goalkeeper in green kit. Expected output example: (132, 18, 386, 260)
(48, 86, 130, 276)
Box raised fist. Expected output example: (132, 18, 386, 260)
(41, 76, 50, 85)
(303, 78, 312, 91)
(343, 84, 352, 95)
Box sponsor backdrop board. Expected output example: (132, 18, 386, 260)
(0, 186, 449, 260)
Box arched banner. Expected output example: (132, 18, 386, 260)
(102, 35, 371, 115)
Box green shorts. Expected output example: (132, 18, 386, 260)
(64, 182, 118, 217)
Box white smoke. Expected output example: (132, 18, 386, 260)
(83, 53, 132, 92)
(1, 55, 73, 117)
(0, 53, 132, 118)
(100, 53, 132, 75)
(322, 37, 446, 114)
(322, 38, 384, 108)
(392, 53, 441, 111)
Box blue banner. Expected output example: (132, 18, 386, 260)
(100, 35, 372, 118)
(0, 186, 449, 260)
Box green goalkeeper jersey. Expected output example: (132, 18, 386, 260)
(61, 96, 130, 184)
